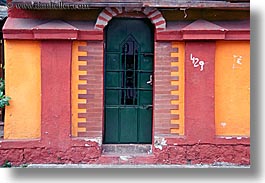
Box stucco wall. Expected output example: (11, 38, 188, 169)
(215, 41, 250, 136)
(4, 40, 41, 139)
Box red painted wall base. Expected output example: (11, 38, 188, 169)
(0, 140, 250, 166)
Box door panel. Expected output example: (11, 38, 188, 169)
(105, 108, 119, 142)
(105, 72, 120, 87)
(140, 55, 153, 70)
(105, 90, 119, 105)
(104, 18, 154, 144)
(139, 91, 152, 105)
(120, 108, 138, 143)
(138, 108, 152, 143)
(106, 54, 120, 71)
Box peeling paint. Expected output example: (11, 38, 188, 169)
(154, 136, 167, 150)
(220, 136, 247, 140)
(221, 122, 226, 127)
(148, 147, 152, 154)
(119, 156, 132, 161)
(84, 137, 102, 146)
(219, 136, 249, 139)
(220, 28, 227, 32)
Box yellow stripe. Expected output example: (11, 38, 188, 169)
(171, 90, 179, 95)
(170, 128, 179, 134)
(79, 61, 87, 66)
(171, 119, 179, 124)
(170, 110, 179, 115)
(78, 99, 87, 104)
(78, 80, 87, 85)
(78, 90, 87, 94)
(78, 70, 87, 76)
(171, 81, 178, 85)
(71, 41, 88, 137)
(78, 118, 87, 122)
(77, 108, 87, 113)
(171, 42, 185, 135)
(171, 52, 179, 57)
(171, 100, 178, 105)
(171, 71, 178, 76)
(171, 62, 178, 67)
(78, 128, 87, 132)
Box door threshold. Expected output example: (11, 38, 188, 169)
(102, 144, 152, 155)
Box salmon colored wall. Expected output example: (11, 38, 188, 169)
(171, 42, 185, 135)
(215, 41, 250, 136)
(4, 40, 41, 139)
(71, 41, 87, 137)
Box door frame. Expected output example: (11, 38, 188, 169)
(103, 17, 155, 144)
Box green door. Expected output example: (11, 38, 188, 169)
(104, 18, 154, 144)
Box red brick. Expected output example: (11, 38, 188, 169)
(154, 104, 173, 109)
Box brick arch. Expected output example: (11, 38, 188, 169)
(95, 7, 166, 31)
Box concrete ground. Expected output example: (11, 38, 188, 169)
(25, 164, 250, 168)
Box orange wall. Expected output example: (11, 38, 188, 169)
(4, 40, 41, 139)
(215, 41, 250, 136)
(71, 41, 87, 137)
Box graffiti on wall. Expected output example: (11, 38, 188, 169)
(190, 53, 205, 71)
(232, 55, 243, 69)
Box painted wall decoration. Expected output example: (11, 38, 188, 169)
(154, 42, 185, 135)
(170, 42, 185, 135)
(71, 41, 104, 138)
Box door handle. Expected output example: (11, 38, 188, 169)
(146, 75, 153, 86)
